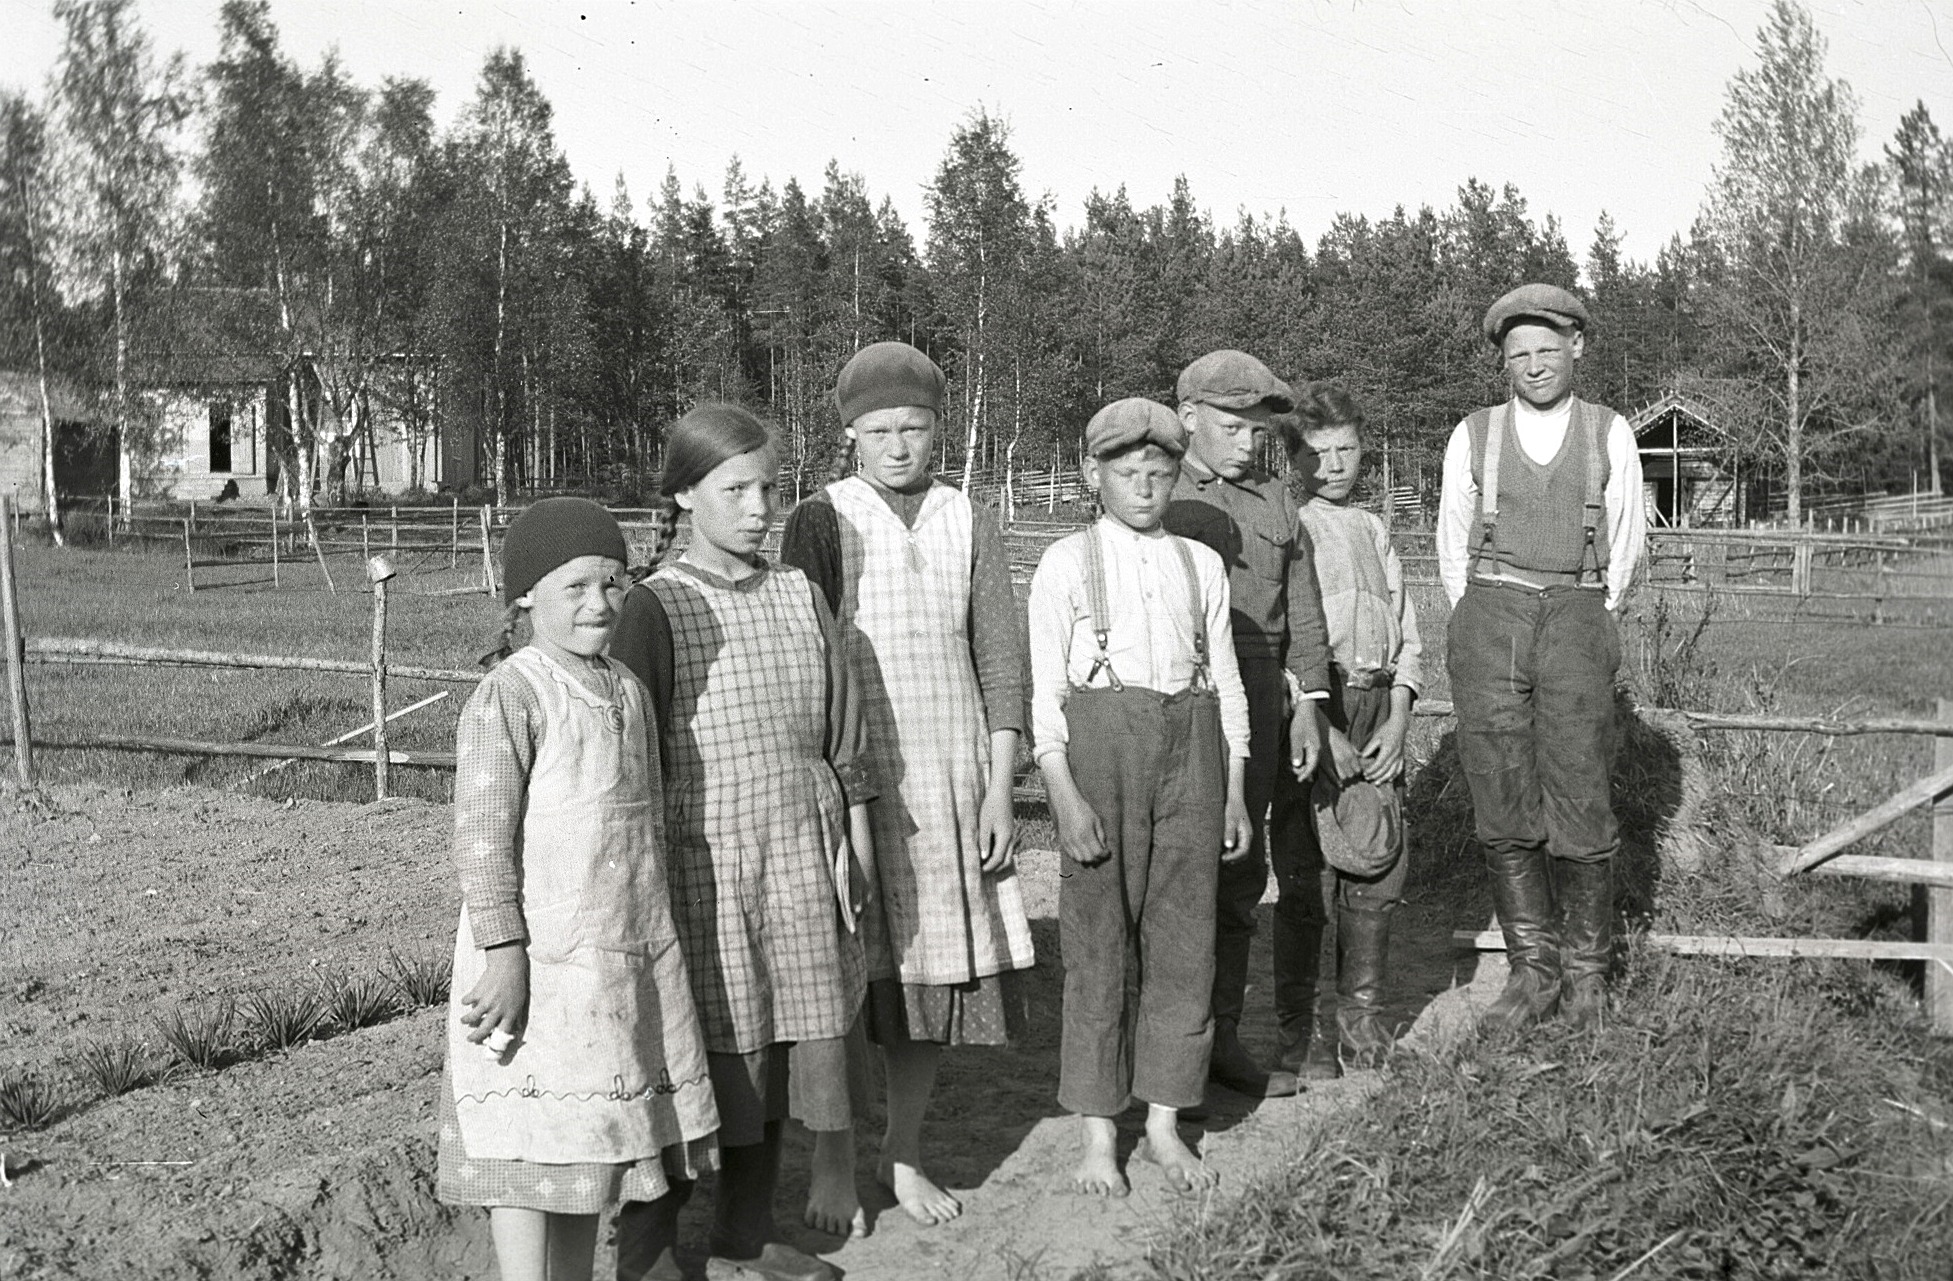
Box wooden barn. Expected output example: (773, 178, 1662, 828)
(0, 368, 110, 513)
(1629, 392, 1763, 527)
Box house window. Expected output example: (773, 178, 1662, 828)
(209, 402, 233, 473)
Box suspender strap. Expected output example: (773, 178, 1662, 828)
(1472, 402, 1506, 580)
(1579, 400, 1606, 586)
(1169, 534, 1212, 691)
(1081, 525, 1124, 691)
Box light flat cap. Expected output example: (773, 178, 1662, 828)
(1085, 397, 1186, 458)
(1176, 349, 1295, 413)
(1482, 284, 1593, 346)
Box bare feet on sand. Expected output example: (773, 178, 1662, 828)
(1134, 1117, 1217, 1196)
(1069, 1117, 1129, 1198)
(805, 1130, 867, 1239)
(878, 1154, 963, 1224)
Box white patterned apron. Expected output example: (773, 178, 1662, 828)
(449, 646, 718, 1164)
(649, 563, 866, 1053)
(827, 477, 1036, 985)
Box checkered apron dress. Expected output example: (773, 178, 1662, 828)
(447, 647, 719, 1164)
(650, 562, 866, 1053)
(827, 477, 1036, 985)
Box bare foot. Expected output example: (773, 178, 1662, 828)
(1068, 1117, 1128, 1198)
(1135, 1127, 1217, 1195)
(878, 1155, 963, 1224)
(805, 1130, 867, 1239)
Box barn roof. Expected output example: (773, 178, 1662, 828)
(132, 287, 289, 386)
(1628, 391, 1723, 442)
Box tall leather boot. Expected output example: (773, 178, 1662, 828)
(1557, 857, 1615, 1029)
(1273, 915, 1337, 1082)
(1336, 905, 1394, 1070)
(1481, 844, 1563, 1035)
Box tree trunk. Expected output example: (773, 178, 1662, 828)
(112, 244, 131, 516)
(1929, 356, 1942, 497)
(1785, 303, 1803, 525)
(493, 215, 510, 505)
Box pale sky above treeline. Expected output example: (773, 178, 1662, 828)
(4, 0, 1950, 263)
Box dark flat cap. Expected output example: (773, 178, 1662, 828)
(1482, 284, 1592, 346)
(835, 342, 947, 425)
(1084, 397, 1186, 458)
(1176, 349, 1295, 413)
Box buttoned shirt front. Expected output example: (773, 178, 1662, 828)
(1296, 497, 1425, 695)
(1027, 516, 1251, 764)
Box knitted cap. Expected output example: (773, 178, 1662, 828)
(1084, 397, 1186, 458)
(501, 497, 628, 604)
(1176, 350, 1294, 413)
(1482, 283, 1592, 346)
(835, 342, 947, 426)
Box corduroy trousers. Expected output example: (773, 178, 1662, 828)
(1058, 685, 1224, 1116)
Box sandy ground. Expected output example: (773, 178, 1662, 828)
(0, 783, 1486, 1280)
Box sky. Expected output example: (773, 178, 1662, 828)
(3, 0, 1950, 266)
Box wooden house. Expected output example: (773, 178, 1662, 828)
(1628, 392, 1763, 527)
(0, 368, 109, 513)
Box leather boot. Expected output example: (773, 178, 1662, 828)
(1481, 844, 1563, 1035)
(1557, 857, 1614, 1029)
(1336, 905, 1394, 1070)
(1273, 916, 1337, 1082)
(1209, 1017, 1300, 1098)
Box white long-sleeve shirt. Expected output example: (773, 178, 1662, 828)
(1436, 399, 1646, 610)
(1028, 516, 1251, 764)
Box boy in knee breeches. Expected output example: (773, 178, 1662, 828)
(1271, 383, 1423, 1075)
(1029, 398, 1253, 1198)
(1436, 284, 1647, 1035)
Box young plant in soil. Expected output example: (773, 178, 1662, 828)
(240, 988, 326, 1052)
(0, 1068, 63, 1131)
(72, 1037, 157, 1097)
(384, 948, 452, 1008)
(154, 998, 238, 1070)
(319, 969, 400, 1033)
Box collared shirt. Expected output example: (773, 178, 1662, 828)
(1164, 457, 1333, 695)
(1296, 497, 1425, 695)
(1436, 399, 1647, 610)
(1027, 516, 1251, 763)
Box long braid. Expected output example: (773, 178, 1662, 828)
(477, 602, 526, 670)
(826, 433, 857, 483)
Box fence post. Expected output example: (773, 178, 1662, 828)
(106, 493, 114, 547)
(1931, 698, 1953, 1034)
(368, 554, 396, 801)
(270, 506, 280, 587)
(390, 505, 399, 550)
(0, 494, 34, 789)
(450, 497, 459, 570)
(480, 505, 497, 598)
(1791, 539, 1813, 597)
(361, 512, 371, 561)
(183, 517, 195, 593)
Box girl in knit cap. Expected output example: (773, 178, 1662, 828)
(611, 404, 872, 1281)
(439, 497, 719, 1281)
(780, 341, 1035, 1230)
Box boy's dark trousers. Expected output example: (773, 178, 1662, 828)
(1057, 685, 1225, 1116)
(1270, 678, 1408, 1070)
(1446, 582, 1620, 1029)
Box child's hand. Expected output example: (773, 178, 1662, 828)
(1220, 792, 1254, 863)
(1326, 726, 1365, 784)
(1288, 702, 1326, 782)
(978, 778, 1017, 875)
(1052, 790, 1109, 867)
(460, 943, 529, 1048)
(1360, 714, 1410, 784)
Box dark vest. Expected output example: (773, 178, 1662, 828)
(1465, 398, 1614, 586)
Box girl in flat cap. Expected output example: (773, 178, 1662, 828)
(439, 497, 719, 1281)
(781, 341, 1036, 1230)
(612, 406, 872, 1281)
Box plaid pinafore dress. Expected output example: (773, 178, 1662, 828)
(649, 560, 865, 1053)
(827, 477, 1036, 986)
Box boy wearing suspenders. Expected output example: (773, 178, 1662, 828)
(1436, 284, 1646, 1033)
(1030, 398, 1253, 1198)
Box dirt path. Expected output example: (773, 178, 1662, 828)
(0, 786, 1487, 1280)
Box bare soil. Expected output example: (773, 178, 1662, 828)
(0, 781, 1481, 1280)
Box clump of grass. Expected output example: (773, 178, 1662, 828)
(319, 968, 400, 1033)
(154, 997, 237, 1070)
(385, 948, 452, 1008)
(72, 1036, 157, 1097)
(0, 1068, 63, 1130)
(239, 988, 325, 1052)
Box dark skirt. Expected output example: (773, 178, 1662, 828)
(862, 970, 1027, 1048)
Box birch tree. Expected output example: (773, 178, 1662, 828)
(0, 93, 65, 541)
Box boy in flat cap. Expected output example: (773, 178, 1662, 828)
(1436, 284, 1646, 1034)
(1163, 349, 1334, 1099)
(1029, 397, 1253, 1197)
(781, 341, 1034, 1232)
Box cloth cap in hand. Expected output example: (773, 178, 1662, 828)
(1482, 283, 1593, 346)
(835, 342, 947, 426)
(501, 497, 628, 605)
(1175, 349, 1295, 413)
(1084, 397, 1186, 458)
(1312, 771, 1403, 878)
